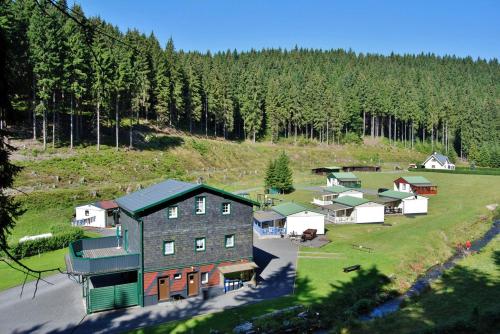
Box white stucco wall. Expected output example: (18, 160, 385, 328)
(394, 182, 412, 193)
(75, 205, 107, 227)
(286, 211, 325, 235)
(354, 202, 385, 223)
(402, 196, 428, 214)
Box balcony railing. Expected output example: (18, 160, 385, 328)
(253, 222, 286, 236)
(326, 216, 355, 224)
(67, 236, 139, 275)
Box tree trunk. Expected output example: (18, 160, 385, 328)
(42, 101, 47, 150)
(97, 98, 100, 151)
(70, 94, 74, 150)
(388, 115, 392, 145)
(129, 111, 133, 149)
(52, 91, 56, 149)
(252, 129, 256, 143)
(371, 114, 374, 138)
(205, 96, 208, 137)
(326, 119, 329, 145)
(116, 93, 120, 151)
(32, 78, 37, 140)
(294, 123, 297, 144)
(362, 111, 366, 136)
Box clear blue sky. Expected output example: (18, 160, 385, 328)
(75, 0, 499, 59)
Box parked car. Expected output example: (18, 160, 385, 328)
(301, 229, 317, 241)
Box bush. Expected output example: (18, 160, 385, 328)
(10, 227, 84, 259)
(342, 132, 362, 144)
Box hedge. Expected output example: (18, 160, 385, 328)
(10, 228, 84, 259)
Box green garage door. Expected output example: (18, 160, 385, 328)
(88, 282, 138, 313)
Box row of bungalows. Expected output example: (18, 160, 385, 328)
(253, 202, 325, 237)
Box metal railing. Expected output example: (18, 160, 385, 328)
(253, 222, 286, 236)
(68, 236, 139, 275)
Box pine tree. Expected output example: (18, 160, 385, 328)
(264, 158, 277, 190)
(274, 151, 294, 193)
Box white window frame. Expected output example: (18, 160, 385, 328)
(168, 206, 178, 219)
(163, 241, 175, 255)
(201, 272, 209, 284)
(195, 237, 206, 252)
(222, 202, 231, 215)
(225, 234, 235, 248)
(195, 197, 206, 215)
(173, 273, 182, 280)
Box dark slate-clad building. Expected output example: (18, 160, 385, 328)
(66, 179, 258, 313)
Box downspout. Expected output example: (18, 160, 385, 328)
(139, 218, 144, 307)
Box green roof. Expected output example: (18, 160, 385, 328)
(379, 190, 414, 200)
(328, 172, 359, 181)
(272, 202, 308, 216)
(333, 196, 370, 207)
(116, 179, 258, 216)
(401, 176, 432, 185)
(324, 185, 360, 194)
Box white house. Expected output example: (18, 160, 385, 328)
(326, 172, 361, 188)
(74, 200, 119, 228)
(317, 196, 385, 224)
(378, 190, 428, 215)
(312, 185, 364, 206)
(271, 202, 325, 235)
(423, 152, 455, 170)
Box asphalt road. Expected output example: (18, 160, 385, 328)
(0, 236, 297, 334)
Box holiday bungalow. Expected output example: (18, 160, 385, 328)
(318, 196, 385, 224)
(312, 185, 364, 206)
(422, 152, 455, 170)
(73, 200, 119, 228)
(66, 179, 259, 313)
(270, 202, 325, 236)
(326, 172, 361, 188)
(393, 176, 437, 195)
(378, 190, 428, 215)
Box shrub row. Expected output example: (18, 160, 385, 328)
(409, 167, 500, 176)
(10, 228, 84, 259)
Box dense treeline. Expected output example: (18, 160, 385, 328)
(1, 0, 499, 165)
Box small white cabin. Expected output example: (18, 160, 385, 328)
(74, 200, 118, 228)
(272, 202, 325, 235)
(312, 185, 363, 206)
(318, 196, 384, 224)
(423, 152, 455, 170)
(378, 190, 428, 215)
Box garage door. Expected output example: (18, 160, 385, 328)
(88, 282, 138, 313)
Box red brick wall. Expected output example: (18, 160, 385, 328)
(143, 259, 249, 296)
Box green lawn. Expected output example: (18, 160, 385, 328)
(130, 172, 500, 333)
(0, 248, 68, 291)
(355, 235, 500, 333)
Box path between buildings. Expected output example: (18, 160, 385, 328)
(0, 237, 298, 334)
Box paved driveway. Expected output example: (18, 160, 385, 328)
(0, 236, 297, 334)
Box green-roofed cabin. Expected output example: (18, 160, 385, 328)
(326, 172, 361, 188)
(393, 176, 437, 195)
(269, 202, 325, 236)
(378, 190, 429, 215)
(312, 185, 364, 206)
(66, 179, 259, 313)
(317, 196, 384, 224)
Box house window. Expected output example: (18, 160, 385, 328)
(163, 241, 175, 255)
(195, 237, 206, 252)
(222, 202, 231, 215)
(85, 210, 89, 216)
(168, 206, 178, 219)
(225, 234, 235, 248)
(201, 272, 209, 284)
(173, 273, 182, 280)
(195, 196, 206, 215)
